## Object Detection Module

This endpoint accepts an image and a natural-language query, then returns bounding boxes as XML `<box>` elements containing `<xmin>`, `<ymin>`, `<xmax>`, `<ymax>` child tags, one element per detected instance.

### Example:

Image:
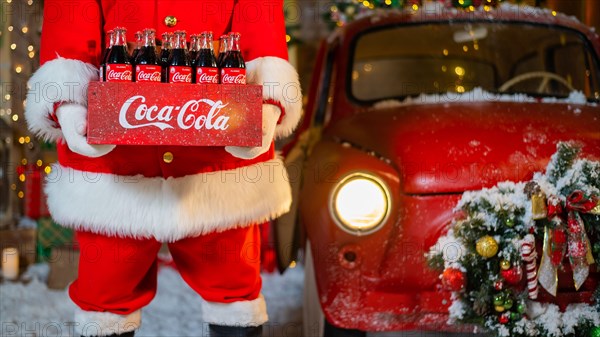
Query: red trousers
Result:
<box><xmin>69</xmin><ymin>225</ymin><xmax>262</xmax><ymax>316</ymax></box>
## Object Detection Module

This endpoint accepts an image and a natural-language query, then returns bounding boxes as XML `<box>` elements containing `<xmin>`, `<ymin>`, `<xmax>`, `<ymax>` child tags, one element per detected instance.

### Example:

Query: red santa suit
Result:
<box><xmin>25</xmin><ymin>1</ymin><xmax>302</xmax><ymax>336</ymax></box>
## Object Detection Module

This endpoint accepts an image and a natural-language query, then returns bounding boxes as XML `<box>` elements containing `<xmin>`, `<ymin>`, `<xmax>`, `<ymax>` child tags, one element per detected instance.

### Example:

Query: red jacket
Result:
<box><xmin>25</xmin><ymin>0</ymin><xmax>302</xmax><ymax>241</ymax></box>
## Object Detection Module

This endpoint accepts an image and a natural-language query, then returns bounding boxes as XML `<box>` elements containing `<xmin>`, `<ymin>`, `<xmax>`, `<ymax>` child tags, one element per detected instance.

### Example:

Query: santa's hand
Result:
<box><xmin>225</xmin><ymin>104</ymin><xmax>281</xmax><ymax>160</ymax></box>
<box><xmin>57</xmin><ymin>103</ymin><xmax>116</xmax><ymax>158</ymax></box>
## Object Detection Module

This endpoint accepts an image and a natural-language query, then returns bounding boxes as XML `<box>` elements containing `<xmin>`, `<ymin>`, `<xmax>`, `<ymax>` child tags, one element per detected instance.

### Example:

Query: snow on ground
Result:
<box><xmin>0</xmin><ymin>264</ymin><xmax>304</xmax><ymax>337</ymax></box>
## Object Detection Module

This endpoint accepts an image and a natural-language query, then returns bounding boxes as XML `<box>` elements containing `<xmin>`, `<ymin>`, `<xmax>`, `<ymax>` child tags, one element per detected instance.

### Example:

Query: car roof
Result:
<box><xmin>332</xmin><ymin>3</ymin><xmax>599</xmax><ymax>44</ymax></box>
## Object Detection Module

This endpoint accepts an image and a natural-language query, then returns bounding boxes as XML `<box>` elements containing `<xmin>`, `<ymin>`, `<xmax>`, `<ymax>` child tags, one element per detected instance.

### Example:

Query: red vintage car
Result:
<box><xmin>275</xmin><ymin>3</ymin><xmax>600</xmax><ymax>337</ymax></box>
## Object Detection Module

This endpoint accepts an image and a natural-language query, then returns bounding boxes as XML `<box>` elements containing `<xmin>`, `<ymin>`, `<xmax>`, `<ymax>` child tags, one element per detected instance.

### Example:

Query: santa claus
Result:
<box><xmin>25</xmin><ymin>1</ymin><xmax>302</xmax><ymax>336</ymax></box>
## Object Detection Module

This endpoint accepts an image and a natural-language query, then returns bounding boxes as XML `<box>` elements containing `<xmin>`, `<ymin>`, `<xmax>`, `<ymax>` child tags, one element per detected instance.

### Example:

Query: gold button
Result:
<box><xmin>163</xmin><ymin>152</ymin><xmax>174</xmax><ymax>163</ymax></box>
<box><xmin>164</xmin><ymin>15</ymin><xmax>177</xmax><ymax>27</ymax></box>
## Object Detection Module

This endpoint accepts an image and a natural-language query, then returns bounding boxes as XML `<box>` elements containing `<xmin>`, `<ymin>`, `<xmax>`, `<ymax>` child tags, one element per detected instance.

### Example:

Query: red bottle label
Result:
<box><xmin>220</xmin><ymin>68</ymin><xmax>246</xmax><ymax>84</ymax></box>
<box><xmin>106</xmin><ymin>64</ymin><xmax>132</xmax><ymax>82</ymax></box>
<box><xmin>136</xmin><ymin>65</ymin><xmax>162</xmax><ymax>82</ymax></box>
<box><xmin>168</xmin><ymin>66</ymin><xmax>192</xmax><ymax>84</ymax></box>
<box><xmin>196</xmin><ymin>67</ymin><xmax>219</xmax><ymax>84</ymax></box>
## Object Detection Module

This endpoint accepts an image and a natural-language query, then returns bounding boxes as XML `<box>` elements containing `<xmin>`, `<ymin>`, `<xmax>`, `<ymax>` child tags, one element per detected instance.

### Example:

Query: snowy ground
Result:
<box><xmin>1</xmin><ymin>264</ymin><xmax>480</xmax><ymax>337</ymax></box>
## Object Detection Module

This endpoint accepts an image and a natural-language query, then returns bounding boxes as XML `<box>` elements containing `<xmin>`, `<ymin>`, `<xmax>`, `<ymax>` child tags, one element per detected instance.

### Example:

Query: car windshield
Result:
<box><xmin>351</xmin><ymin>22</ymin><xmax>600</xmax><ymax>103</ymax></box>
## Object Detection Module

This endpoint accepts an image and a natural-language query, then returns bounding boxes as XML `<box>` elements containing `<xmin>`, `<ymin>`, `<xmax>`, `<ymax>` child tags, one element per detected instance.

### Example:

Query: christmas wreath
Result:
<box><xmin>428</xmin><ymin>142</ymin><xmax>600</xmax><ymax>337</ymax></box>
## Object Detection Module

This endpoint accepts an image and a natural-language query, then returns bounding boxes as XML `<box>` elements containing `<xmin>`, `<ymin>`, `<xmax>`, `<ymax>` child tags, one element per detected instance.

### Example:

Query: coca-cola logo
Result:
<box><xmin>107</xmin><ymin>69</ymin><xmax>132</xmax><ymax>81</ymax></box>
<box><xmin>171</xmin><ymin>72</ymin><xmax>192</xmax><ymax>83</ymax></box>
<box><xmin>197</xmin><ymin>72</ymin><xmax>219</xmax><ymax>83</ymax></box>
<box><xmin>119</xmin><ymin>95</ymin><xmax>230</xmax><ymax>131</ymax></box>
<box><xmin>137</xmin><ymin>70</ymin><xmax>161</xmax><ymax>82</ymax></box>
<box><xmin>221</xmin><ymin>73</ymin><xmax>246</xmax><ymax>84</ymax></box>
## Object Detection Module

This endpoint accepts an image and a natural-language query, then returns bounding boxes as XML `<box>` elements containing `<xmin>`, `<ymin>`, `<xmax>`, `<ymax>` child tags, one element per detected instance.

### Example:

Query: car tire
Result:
<box><xmin>303</xmin><ymin>241</ymin><xmax>367</xmax><ymax>337</ymax></box>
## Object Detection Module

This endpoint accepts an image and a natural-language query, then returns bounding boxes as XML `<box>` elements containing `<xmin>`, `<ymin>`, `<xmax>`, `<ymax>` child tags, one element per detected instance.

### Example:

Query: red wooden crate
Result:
<box><xmin>87</xmin><ymin>81</ymin><xmax>262</xmax><ymax>146</ymax></box>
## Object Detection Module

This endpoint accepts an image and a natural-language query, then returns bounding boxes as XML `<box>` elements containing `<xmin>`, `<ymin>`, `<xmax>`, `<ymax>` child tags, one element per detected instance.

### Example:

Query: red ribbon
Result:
<box><xmin>566</xmin><ymin>191</ymin><xmax>597</xmax><ymax>213</ymax></box>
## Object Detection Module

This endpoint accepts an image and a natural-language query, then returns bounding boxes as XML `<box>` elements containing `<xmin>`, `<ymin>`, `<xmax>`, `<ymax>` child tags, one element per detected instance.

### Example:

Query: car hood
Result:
<box><xmin>325</xmin><ymin>101</ymin><xmax>600</xmax><ymax>194</ymax></box>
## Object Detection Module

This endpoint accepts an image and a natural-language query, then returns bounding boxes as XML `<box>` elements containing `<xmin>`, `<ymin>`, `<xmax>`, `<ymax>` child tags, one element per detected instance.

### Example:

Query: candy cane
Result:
<box><xmin>521</xmin><ymin>234</ymin><xmax>539</xmax><ymax>300</ymax></box>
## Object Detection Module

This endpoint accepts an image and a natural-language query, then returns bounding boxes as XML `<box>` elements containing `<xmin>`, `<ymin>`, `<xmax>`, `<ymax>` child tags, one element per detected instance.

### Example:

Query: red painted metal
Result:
<box><xmin>298</xmin><ymin>7</ymin><xmax>600</xmax><ymax>333</ymax></box>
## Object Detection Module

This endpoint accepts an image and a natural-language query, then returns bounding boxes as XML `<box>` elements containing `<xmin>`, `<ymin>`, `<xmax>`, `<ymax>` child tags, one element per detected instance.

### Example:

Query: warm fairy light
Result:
<box><xmin>286</xmin><ymin>34</ymin><xmax>291</xmax><ymax>43</ymax></box>
<box><xmin>10</xmin><ymin>184</ymin><xmax>16</xmax><ymax>190</ymax></box>
<box><xmin>27</xmin><ymin>0</ymin><xmax>33</xmax><ymax>5</ymax></box>
<box><xmin>474</xmin><ymin>43</ymin><xmax>479</xmax><ymax>50</ymax></box>
<box><xmin>8</xmin><ymin>26</ymin><xmax>13</xmax><ymax>31</ymax></box>
<box><xmin>463</xmin><ymin>45</ymin><xmax>469</xmax><ymax>52</ymax></box>
<box><xmin>458</xmin><ymin>0</ymin><xmax>464</xmax><ymax>4</ymax></box>
<box><xmin>552</xmin><ymin>11</ymin><xmax>557</xmax><ymax>16</ymax></box>
<box><xmin>12</xmin><ymin>114</ymin><xmax>18</xmax><ymax>122</ymax></box>
<box><xmin>18</xmin><ymin>137</ymin><xmax>25</xmax><ymax>144</ymax></box>
<box><xmin>15</xmin><ymin>66</ymin><xmax>22</xmax><ymax>73</ymax></box>
<box><xmin>441</xmin><ymin>65</ymin><xmax>447</xmax><ymax>72</ymax></box>
<box><xmin>385</xmin><ymin>0</ymin><xmax>391</xmax><ymax>4</ymax></box>
<box><xmin>455</xmin><ymin>66</ymin><xmax>465</xmax><ymax>76</ymax></box>
<box><xmin>19</xmin><ymin>174</ymin><xmax>26</xmax><ymax>182</ymax></box>
<box><xmin>28</xmin><ymin>45</ymin><xmax>34</xmax><ymax>51</ymax></box>
<box><xmin>412</xmin><ymin>4</ymin><xmax>418</xmax><ymax>10</ymax></box>
<box><xmin>5</xmin><ymin>94</ymin><xmax>11</xmax><ymax>100</ymax></box>
<box><xmin>289</xmin><ymin>261</ymin><xmax>297</xmax><ymax>269</ymax></box>
<box><xmin>21</xmin><ymin>158</ymin><xmax>27</xmax><ymax>165</ymax></box>
<box><xmin>36</xmin><ymin>160</ymin><xmax>43</xmax><ymax>167</ymax></box>
<box><xmin>44</xmin><ymin>166</ymin><xmax>52</xmax><ymax>174</ymax></box>
<box><xmin>6</xmin><ymin>0</ymin><xmax>12</xmax><ymax>3</ymax></box>
<box><xmin>21</xmin><ymin>26</ymin><xmax>28</xmax><ymax>33</ymax></box>
<box><xmin>28</xmin><ymin>51</ymin><xmax>35</xmax><ymax>58</ymax></box>
<box><xmin>468</xmin><ymin>6</ymin><xmax>475</xmax><ymax>11</ymax></box>
<box><xmin>484</xmin><ymin>5</ymin><xmax>491</xmax><ymax>11</ymax></box>
<box><xmin>443</xmin><ymin>49</ymin><xmax>448</xmax><ymax>56</ymax></box>
<box><xmin>363</xmin><ymin>1</ymin><xmax>370</xmax><ymax>7</ymax></box>
<box><xmin>10</xmin><ymin>43</ymin><xmax>16</xmax><ymax>50</ymax></box>
<box><xmin>456</xmin><ymin>85</ymin><xmax>465</xmax><ymax>93</ymax></box>
<box><xmin>18</xmin><ymin>191</ymin><xmax>24</xmax><ymax>199</ymax></box>
<box><xmin>330</xmin><ymin>5</ymin><xmax>338</xmax><ymax>12</ymax></box>
<box><xmin>24</xmin><ymin>136</ymin><xmax>31</xmax><ymax>143</ymax></box>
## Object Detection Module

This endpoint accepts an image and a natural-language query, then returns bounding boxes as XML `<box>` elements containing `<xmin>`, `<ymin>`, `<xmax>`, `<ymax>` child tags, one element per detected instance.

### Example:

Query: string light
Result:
<box><xmin>8</xmin><ymin>26</ymin><xmax>13</xmax><ymax>31</ymax></box>
<box><xmin>15</xmin><ymin>66</ymin><xmax>22</xmax><ymax>73</ymax></box>
<box><xmin>18</xmin><ymin>191</ymin><xmax>24</xmax><ymax>199</ymax></box>
<box><xmin>21</xmin><ymin>158</ymin><xmax>27</xmax><ymax>165</ymax></box>
<box><xmin>24</xmin><ymin>136</ymin><xmax>31</xmax><ymax>143</ymax></box>
<box><xmin>29</xmin><ymin>51</ymin><xmax>35</xmax><ymax>58</ymax></box>
<box><xmin>44</xmin><ymin>166</ymin><xmax>52</xmax><ymax>174</ymax></box>
<box><xmin>28</xmin><ymin>0</ymin><xmax>33</xmax><ymax>5</ymax></box>
<box><xmin>18</xmin><ymin>137</ymin><xmax>25</xmax><ymax>144</ymax></box>
<box><xmin>5</xmin><ymin>94</ymin><xmax>11</xmax><ymax>101</ymax></box>
<box><xmin>36</xmin><ymin>160</ymin><xmax>43</xmax><ymax>167</ymax></box>
<box><xmin>21</xmin><ymin>26</ymin><xmax>29</xmax><ymax>33</ymax></box>
<box><xmin>19</xmin><ymin>174</ymin><xmax>26</xmax><ymax>182</ymax></box>
<box><xmin>12</xmin><ymin>114</ymin><xmax>19</xmax><ymax>122</ymax></box>
<box><xmin>6</xmin><ymin>0</ymin><xmax>13</xmax><ymax>3</ymax></box>
<box><xmin>10</xmin><ymin>43</ymin><xmax>16</xmax><ymax>50</ymax></box>
<box><xmin>28</xmin><ymin>45</ymin><xmax>34</xmax><ymax>51</ymax></box>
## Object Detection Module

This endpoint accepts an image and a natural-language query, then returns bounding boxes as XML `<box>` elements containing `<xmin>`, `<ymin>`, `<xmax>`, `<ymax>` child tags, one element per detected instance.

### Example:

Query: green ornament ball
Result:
<box><xmin>493</xmin><ymin>294</ymin><xmax>504</xmax><ymax>306</ymax></box>
<box><xmin>510</xmin><ymin>311</ymin><xmax>521</xmax><ymax>321</ymax></box>
<box><xmin>505</xmin><ymin>218</ymin><xmax>515</xmax><ymax>227</ymax></box>
<box><xmin>590</xmin><ymin>327</ymin><xmax>600</xmax><ymax>337</ymax></box>
<box><xmin>517</xmin><ymin>303</ymin><xmax>526</xmax><ymax>314</ymax></box>
<box><xmin>503</xmin><ymin>298</ymin><xmax>513</xmax><ymax>310</ymax></box>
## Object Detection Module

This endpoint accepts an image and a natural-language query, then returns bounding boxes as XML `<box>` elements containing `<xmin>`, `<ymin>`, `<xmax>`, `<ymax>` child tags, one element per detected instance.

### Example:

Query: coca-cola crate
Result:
<box><xmin>87</xmin><ymin>81</ymin><xmax>262</xmax><ymax>146</ymax></box>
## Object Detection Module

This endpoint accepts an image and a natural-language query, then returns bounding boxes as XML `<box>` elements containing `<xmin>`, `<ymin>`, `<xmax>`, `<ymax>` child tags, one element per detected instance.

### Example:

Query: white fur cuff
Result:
<box><xmin>246</xmin><ymin>57</ymin><xmax>303</xmax><ymax>139</ymax></box>
<box><xmin>74</xmin><ymin>308</ymin><xmax>141</xmax><ymax>336</ymax></box>
<box><xmin>25</xmin><ymin>57</ymin><xmax>99</xmax><ymax>142</ymax></box>
<box><xmin>202</xmin><ymin>295</ymin><xmax>268</xmax><ymax>327</ymax></box>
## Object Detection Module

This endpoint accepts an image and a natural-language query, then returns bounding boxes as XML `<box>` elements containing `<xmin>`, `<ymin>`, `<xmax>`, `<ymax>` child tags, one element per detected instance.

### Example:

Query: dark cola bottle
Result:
<box><xmin>166</xmin><ymin>31</ymin><xmax>192</xmax><ymax>84</ymax></box>
<box><xmin>220</xmin><ymin>32</ymin><xmax>246</xmax><ymax>84</ymax></box>
<box><xmin>217</xmin><ymin>34</ymin><xmax>228</xmax><ymax>67</ymax></box>
<box><xmin>194</xmin><ymin>31</ymin><xmax>219</xmax><ymax>84</ymax></box>
<box><xmin>160</xmin><ymin>32</ymin><xmax>172</xmax><ymax>83</ymax></box>
<box><xmin>105</xmin><ymin>27</ymin><xmax>132</xmax><ymax>82</ymax></box>
<box><xmin>130</xmin><ymin>31</ymin><xmax>143</xmax><ymax>65</ymax></box>
<box><xmin>134</xmin><ymin>29</ymin><xmax>161</xmax><ymax>82</ymax></box>
<box><xmin>100</xmin><ymin>30</ymin><xmax>114</xmax><ymax>81</ymax></box>
<box><xmin>189</xmin><ymin>34</ymin><xmax>200</xmax><ymax>67</ymax></box>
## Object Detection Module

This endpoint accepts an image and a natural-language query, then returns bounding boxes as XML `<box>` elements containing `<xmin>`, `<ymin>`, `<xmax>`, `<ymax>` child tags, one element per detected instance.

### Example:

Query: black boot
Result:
<box><xmin>85</xmin><ymin>332</ymin><xmax>135</xmax><ymax>337</ymax></box>
<box><xmin>209</xmin><ymin>324</ymin><xmax>262</xmax><ymax>337</ymax></box>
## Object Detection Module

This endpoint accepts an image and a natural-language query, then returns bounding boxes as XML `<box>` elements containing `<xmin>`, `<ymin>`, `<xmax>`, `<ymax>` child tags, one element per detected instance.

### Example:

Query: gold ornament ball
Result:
<box><xmin>494</xmin><ymin>305</ymin><xmax>505</xmax><ymax>313</ymax></box>
<box><xmin>500</xmin><ymin>259</ymin><xmax>511</xmax><ymax>270</ymax></box>
<box><xmin>476</xmin><ymin>235</ymin><xmax>499</xmax><ymax>258</ymax></box>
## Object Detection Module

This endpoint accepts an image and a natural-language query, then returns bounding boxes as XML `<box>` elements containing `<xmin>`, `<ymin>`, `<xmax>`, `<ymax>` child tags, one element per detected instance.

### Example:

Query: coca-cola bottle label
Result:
<box><xmin>168</xmin><ymin>66</ymin><xmax>192</xmax><ymax>84</ymax></box>
<box><xmin>221</xmin><ymin>68</ymin><xmax>246</xmax><ymax>84</ymax></box>
<box><xmin>106</xmin><ymin>64</ymin><xmax>133</xmax><ymax>82</ymax></box>
<box><xmin>136</xmin><ymin>65</ymin><xmax>162</xmax><ymax>82</ymax></box>
<box><xmin>196</xmin><ymin>67</ymin><xmax>219</xmax><ymax>84</ymax></box>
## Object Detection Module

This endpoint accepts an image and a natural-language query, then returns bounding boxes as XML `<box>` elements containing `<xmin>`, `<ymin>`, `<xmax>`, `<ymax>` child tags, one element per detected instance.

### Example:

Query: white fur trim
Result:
<box><xmin>74</xmin><ymin>308</ymin><xmax>140</xmax><ymax>336</ymax></box>
<box><xmin>202</xmin><ymin>295</ymin><xmax>268</xmax><ymax>327</ymax></box>
<box><xmin>45</xmin><ymin>159</ymin><xmax>292</xmax><ymax>241</ymax></box>
<box><xmin>25</xmin><ymin>57</ymin><xmax>98</xmax><ymax>142</ymax></box>
<box><xmin>246</xmin><ymin>57</ymin><xmax>303</xmax><ymax>139</ymax></box>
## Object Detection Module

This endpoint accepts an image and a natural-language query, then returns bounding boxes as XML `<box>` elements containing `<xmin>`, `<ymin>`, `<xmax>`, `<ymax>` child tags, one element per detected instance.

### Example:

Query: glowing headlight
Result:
<box><xmin>331</xmin><ymin>173</ymin><xmax>390</xmax><ymax>234</ymax></box>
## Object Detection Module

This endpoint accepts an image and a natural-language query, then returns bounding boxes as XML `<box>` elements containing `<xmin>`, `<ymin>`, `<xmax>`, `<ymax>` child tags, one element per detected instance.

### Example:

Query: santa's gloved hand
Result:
<box><xmin>57</xmin><ymin>103</ymin><xmax>116</xmax><ymax>158</ymax></box>
<box><xmin>225</xmin><ymin>104</ymin><xmax>281</xmax><ymax>160</ymax></box>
